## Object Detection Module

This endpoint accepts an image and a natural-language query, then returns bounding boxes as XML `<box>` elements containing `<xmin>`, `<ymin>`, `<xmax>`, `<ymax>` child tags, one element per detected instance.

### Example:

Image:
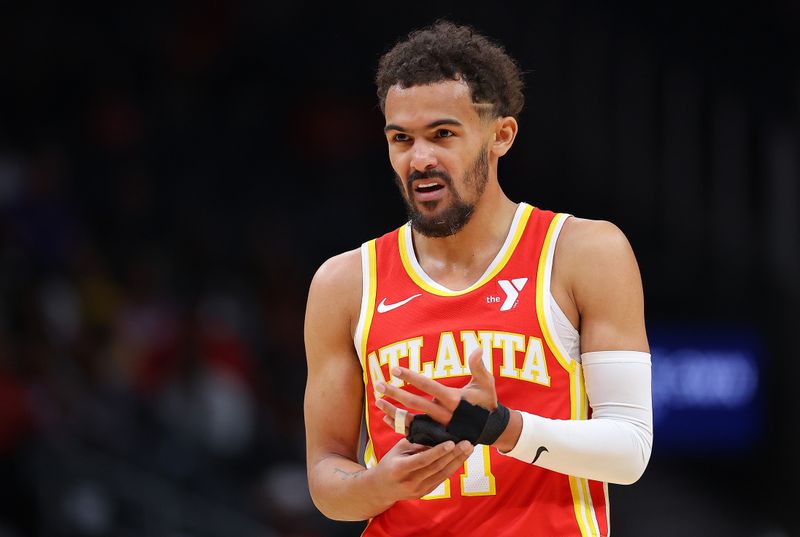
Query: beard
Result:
<box><xmin>395</xmin><ymin>147</ymin><xmax>489</xmax><ymax>238</ymax></box>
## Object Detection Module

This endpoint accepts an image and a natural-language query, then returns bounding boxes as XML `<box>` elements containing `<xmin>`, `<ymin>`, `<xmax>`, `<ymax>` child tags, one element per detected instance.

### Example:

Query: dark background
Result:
<box><xmin>1</xmin><ymin>1</ymin><xmax>798</xmax><ymax>536</ymax></box>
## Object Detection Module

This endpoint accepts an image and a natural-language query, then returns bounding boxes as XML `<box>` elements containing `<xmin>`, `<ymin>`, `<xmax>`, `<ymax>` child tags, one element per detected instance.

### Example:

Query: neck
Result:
<box><xmin>410</xmin><ymin>184</ymin><xmax>518</xmax><ymax>289</ymax></box>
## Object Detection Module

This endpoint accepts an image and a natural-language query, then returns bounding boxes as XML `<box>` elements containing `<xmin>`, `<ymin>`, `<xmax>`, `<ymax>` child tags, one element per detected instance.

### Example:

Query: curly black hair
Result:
<box><xmin>375</xmin><ymin>20</ymin><xmax>524</xmax><ymax>120</ymax></box>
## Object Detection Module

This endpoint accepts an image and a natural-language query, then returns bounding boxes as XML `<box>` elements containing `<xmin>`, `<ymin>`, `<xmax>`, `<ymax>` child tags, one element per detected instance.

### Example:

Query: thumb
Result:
<box><xmin>468</xmin><ymin>348</ymin><xmax>492</xmax><ymax>384</ymax></box>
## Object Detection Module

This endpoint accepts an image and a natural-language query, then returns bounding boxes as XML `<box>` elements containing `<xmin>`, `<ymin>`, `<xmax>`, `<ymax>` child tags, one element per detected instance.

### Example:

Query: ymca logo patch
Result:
<box><xmin>486</xmin><ymin>278</ymin><xmax>528</xmax><ymax>311</ymax></box>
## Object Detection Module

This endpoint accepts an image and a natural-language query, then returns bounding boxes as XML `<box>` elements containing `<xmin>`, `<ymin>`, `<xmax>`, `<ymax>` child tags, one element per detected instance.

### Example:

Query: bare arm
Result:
<box><xmin>304</xmin><ymin>249</ymin><xmax>381</xmax><ymax>520</ymax></box>
<box><xmin>304</xmin><ymin>249</ymin><xmax>473</xmax><ymax>521</ymax></box>
<box><xmin>558</xmin><ymin>217</ymin><xmax>649</xmax><ymax>354</ymax></box>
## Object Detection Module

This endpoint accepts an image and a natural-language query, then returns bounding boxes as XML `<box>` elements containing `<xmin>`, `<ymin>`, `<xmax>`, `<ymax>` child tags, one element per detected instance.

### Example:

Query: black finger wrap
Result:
<box><xmin>406</xmin><ymin>400</ymin><xmax>510</xmax><ymax>446</ymax></box>
<box><xmin>407</xmin><ymin>414</ymin><xmax>460</xmax><ymax>446</ymax></box>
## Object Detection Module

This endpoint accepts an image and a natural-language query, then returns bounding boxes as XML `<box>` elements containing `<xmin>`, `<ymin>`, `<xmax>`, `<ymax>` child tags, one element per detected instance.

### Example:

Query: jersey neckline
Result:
<box><xmin>397</xmin><ymin>203</ymin><xmax>534</xmax><ymax>296</ymax></box>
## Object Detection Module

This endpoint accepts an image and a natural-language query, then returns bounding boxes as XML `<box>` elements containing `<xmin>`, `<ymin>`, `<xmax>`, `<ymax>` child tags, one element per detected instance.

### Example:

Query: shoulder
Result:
<box><xmin>310</xmin><ymin>247</ymin><xmax>362</xmax><ymax>293</ymax></box>
<box><xmin>553</xmin><ymin>216</ymin><xmax>648</xmax><ymax>351</ymax></box>
<box><xmin>554</xmin><ymin>216</ymin><xmax>642</xmax><ymax>303</ymax></box>
<box><xmin>306</xmin><ymin>247</ymin><xmax>363</xmax><ymax>335</ymax></box>
<box><xmin>557</xmin><ymin>217</ymin><xmax>636</xmax><ymax>266</ymax></box>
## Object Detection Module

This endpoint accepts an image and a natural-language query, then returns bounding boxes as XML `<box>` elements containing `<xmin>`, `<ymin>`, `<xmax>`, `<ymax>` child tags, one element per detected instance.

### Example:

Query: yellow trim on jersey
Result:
<box><xmin>536</xmin><ymin>213</ymin><xmax>575</xmax><ymax>374</ymax></box>
<box><xmin>359</xmin><ymin>240</ymin><xmax>378</xmax><ymax>369</ymax></box>
<box><xmin>398</xmin><ymin>204</ymin><xmax>534</xmax><ymax>296</ymax></box>
<box><xmin>360</xmin><ymin>240</ymin><xmax>379</xmax><ymax>467</ymax></box>
<box><xmin>536</xmin><ymin>214</ymin><xmax>602</xmax><ymax>537</ymax></box>
<box><xmin>363</xmin><ymin>441</ymin><xmax>377</xmax><ymax>468</ymax></box>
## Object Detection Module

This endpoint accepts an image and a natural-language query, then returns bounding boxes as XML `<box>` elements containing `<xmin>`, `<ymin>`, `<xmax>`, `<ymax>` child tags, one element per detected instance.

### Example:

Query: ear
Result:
<box><xmin>490</xmin><ymin>116</ymin><xmax>518</xmax><ymax>158</ymax></box>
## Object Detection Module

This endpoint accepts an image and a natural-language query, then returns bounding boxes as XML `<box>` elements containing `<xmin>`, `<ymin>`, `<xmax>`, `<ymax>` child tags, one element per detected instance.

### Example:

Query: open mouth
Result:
<box><xmin>414</xmin><ymin>181</ymin><xmax>445</xmax><ymax>194</ymax></box>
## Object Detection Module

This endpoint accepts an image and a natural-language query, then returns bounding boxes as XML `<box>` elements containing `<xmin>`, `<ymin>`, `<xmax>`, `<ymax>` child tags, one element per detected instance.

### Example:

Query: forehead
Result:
<box><xmin>384</xmin><ymin>79</ymin><xmax>481</xmax><ymax>129</ymax></box>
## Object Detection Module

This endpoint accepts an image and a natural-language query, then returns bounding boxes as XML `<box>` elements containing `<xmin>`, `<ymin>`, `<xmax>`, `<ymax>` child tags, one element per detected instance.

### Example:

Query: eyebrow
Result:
<box><xmin>383</xmin><ymin>118</ymin><xmax>464</xmax><ymax>133</ymax></box>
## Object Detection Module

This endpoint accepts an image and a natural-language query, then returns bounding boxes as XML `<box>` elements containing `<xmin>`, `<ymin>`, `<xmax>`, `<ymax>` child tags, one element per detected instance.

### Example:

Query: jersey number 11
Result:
<box><xmin>423</xmin><ymin>445</ymin><xmax>496</xmax><ymax>500</ymax></box>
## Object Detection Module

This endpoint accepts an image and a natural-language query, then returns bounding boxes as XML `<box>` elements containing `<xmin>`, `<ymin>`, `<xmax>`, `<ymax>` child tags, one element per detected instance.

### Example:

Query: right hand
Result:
<box><xmin>373</xmin><ymin>437</ymin><xmax>474</xmax><ymax>501</ymax></box>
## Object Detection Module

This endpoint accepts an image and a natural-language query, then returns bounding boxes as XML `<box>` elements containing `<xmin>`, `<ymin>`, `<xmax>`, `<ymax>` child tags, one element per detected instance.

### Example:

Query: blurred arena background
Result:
<box><xmin>1</xmin><ymin>1</ymin><xmax>798</xmax><ymax>536</ymax></box>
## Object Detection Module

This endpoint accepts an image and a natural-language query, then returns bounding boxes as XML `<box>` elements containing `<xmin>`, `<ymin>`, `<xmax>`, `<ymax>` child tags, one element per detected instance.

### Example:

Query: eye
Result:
<box><xmin>391</xmin><ymin>133</ymin><xmax>410</xmax><ymax>143</ymax></box>
<box><xmin>435</xmin><ymin>129</ymin><xmax>454</xmax><ymax>139</ymax></box>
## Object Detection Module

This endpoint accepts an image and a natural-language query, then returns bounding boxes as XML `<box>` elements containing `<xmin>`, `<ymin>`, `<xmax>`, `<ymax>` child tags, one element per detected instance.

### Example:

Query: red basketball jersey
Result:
<box><xmin>354</xmin><ymin>203</ymin><xmax>609</xmax><ymax>537</ymax></box>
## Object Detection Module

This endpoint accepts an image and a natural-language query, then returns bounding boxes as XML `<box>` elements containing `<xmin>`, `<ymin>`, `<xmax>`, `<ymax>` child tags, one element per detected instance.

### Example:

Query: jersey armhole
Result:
<box><xmin>537</xmin><ymin>213</ymin><xmax>579</xmax><ymax>368</ymax></box>
<box><xmin>549</xmin><ymin>293</ymin><xmax>580</xmax><ymax>362</ymax></box>
<box><xmin>353</xmin><ymin>241</ymin><xmax>376</xmax><ymax>369</ymax></box>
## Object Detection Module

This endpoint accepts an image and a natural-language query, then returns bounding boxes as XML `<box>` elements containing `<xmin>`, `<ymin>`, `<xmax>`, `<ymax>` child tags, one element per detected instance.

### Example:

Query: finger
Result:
<box><xmin>376</xmin><ymin>398</ymin><xmax>413</xmax><ymax>434</ymax></box>
<box><xmin>407</xmin><ymin>444</ymin><xmax>464</xmax><ymax>483</ymax></box>
<box><xmin>383</xmin><ymin>415</ymin><xmax>393</xmax><ymax>429</ymax></box>
<box><xmin>381</xmin><ymin>413</ymin><xmax>409</xmax><ymax>434</ymax></box>
<box><xmin>376</xmin><ymin>382</ymin><xmax>452</xmax><ymax>424</ymax></box>
<box><xmin>391</xmin><ymin>438</ymin><xmax>428</xmax><ymax>455</ymax></box>
<box><xmin>394</xmin><ymin>408</ymin><xmax>408</xmax><ymax>434</ymax></box>
<box><xmin>375</xmin><ymin>394</ymin><xmax>416</xmax><ymax>425</ymax></box>
<box><xmin>375</xmin><ymin>396</ymin><xmax>400</xmax><ymax>417</ymax></box>
<box><xmin>388</xmin><ymin>368</ymin><xmax>460</xmax><ymax>411</ymax></box>
<box><xmin>418</xmin><ymin>442</ymin><xmax>474</xmax><ymax>492</ymax></box>
<box><xmin>401</xmin><ymin>440</ymin><xmax>457</xmax><ymax>472</ymax></box>
<box><xmin>463</xmin><ymin>349</ymin><xmax>498</xmax><ymax>409</ymax></box>
<box><xmin>467</xmin><ymin>348</ymin><xmax>492</xmax><ymax>384</ymax></box>
<box><xmin>456</xmin><ymin>439</ymin><xmax>474</xmax><ymax>455</ymax></box>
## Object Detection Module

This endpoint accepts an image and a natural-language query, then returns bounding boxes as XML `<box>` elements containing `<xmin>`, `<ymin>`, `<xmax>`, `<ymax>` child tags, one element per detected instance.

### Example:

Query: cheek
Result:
<box><xmin>386</xmin><ymin>145</ymin><xmax>400</xmax><ymax>166</ymax></box>
<box><xmin>388</xmin><ymin>152</ymin><xmax>402</xmax><ymax>171</ymax></box>
<box><xmin>388</xmin><ymin>153</ymin><xmax>410</xmax><ymax>183</ymax></box>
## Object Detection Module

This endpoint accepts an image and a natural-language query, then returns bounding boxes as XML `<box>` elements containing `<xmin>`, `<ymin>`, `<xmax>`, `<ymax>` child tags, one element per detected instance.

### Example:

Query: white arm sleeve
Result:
<box><xmin>498</xmin><ymin>350</ymin><xmax>653</xmax><ymax>485</ymax></box>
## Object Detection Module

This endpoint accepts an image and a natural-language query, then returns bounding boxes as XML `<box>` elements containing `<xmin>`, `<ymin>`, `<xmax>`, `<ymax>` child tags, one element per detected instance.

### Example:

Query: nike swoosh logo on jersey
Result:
<box><xmin>377</xmin><ymin>293</ymin><xmax>422</xmax><ymax>313</ymax></box>
<box><xmin>531</xmin><ymin>445</ymin><xmax>549</xmax><ymax>464</ymax></box>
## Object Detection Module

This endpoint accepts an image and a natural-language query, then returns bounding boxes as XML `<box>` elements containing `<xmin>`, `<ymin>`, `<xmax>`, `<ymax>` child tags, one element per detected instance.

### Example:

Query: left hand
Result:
<box><xmin>375</xmin><ymin>349</ymin><xmax>497</xmax><ymax>434</ymax></box>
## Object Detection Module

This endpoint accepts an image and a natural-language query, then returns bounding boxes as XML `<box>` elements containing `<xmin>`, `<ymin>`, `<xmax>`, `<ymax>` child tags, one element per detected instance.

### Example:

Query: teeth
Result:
<box><xmin>419</xmin><ymin>182</ymin><xmax>438</xmax><ymax>188</ymax></box>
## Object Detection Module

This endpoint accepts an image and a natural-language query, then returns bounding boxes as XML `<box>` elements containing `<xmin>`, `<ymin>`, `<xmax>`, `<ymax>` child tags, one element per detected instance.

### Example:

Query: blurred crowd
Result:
<box><xmin>0</xmin><ymin>141</ymin><xmax>342</xmax><ymax>537</ymax></box>
<box><xmin>0</xmin><ymin>4</ymin><xmax>366</xmax><ymax>536</ymax></box>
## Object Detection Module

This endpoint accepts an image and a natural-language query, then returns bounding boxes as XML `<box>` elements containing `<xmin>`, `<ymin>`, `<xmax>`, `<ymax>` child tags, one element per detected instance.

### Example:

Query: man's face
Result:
<box><xmin>383</xmin><ymin>80</ymin><xmax>492</xmax><ymax>237</ymax></box>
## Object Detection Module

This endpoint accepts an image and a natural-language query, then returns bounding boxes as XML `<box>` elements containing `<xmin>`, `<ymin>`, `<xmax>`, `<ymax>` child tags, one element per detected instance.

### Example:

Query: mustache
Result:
<box><xmin>407</xmin><ymin>169</ymin><xmax>452</xmax><ymax>190</ymax></box>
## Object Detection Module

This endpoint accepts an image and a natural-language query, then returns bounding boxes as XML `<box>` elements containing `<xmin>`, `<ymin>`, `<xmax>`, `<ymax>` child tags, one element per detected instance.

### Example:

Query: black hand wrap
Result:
<box><xmin>405</xmin><ymin>414</ymin><xmax>460</xmax><ymax>446</ymax></box>
<box><xmin>407</xmin><ymin>399</ymin><xmax>510</xmax><ymax>447</ymax></box>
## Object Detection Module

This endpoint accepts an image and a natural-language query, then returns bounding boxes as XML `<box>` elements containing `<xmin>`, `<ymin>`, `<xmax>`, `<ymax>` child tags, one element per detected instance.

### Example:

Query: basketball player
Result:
<box><xmin>304</xmin><ymin>20</ymin><xmax>652</xmax><ymax>536</ymax></box>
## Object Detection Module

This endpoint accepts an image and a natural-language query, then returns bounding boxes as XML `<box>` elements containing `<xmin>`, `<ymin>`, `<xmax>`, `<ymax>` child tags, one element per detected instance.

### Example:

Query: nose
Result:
<box><xmin>409</xmin><ymin>141</ymin><xmax>438</xmax><ymax>172</ymax></box>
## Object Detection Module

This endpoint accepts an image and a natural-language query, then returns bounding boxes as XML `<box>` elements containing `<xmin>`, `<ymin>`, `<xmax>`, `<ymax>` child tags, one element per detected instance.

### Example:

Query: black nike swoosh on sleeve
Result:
<box><xmin>531</xmin><ymin>446</ymin><xmax>549</xmax><ymax>464</ymax></box>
